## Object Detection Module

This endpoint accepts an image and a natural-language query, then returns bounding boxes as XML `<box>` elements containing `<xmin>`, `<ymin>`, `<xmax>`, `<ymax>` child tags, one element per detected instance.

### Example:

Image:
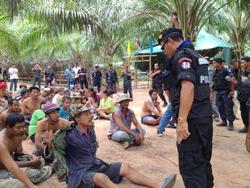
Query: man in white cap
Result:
<box><xmin>108</xmin><ymin>93</ymin><xmax>146</xmax><ymax>149</ymax></box>
<box><xmin>63</xmin><ymin>103</ymin><xmax>176</xmax><ymax>188</ymax></box>
<box><xmin>34</xmin><ymin>102</ymin><xmax>71</xmax><ymax>156</ymax></box>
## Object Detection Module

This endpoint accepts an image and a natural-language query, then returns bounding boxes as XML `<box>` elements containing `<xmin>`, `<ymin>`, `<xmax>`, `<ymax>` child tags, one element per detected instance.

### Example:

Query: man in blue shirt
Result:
<box><xmin>65</xmin><ymin>104</ymin><xmax>176</xmax><ymax>188</ymax></box>
<box><xmin>92</xmin><ymin>65</ymin><xmax>102</xmax><ymax>92</ymax></box>
<box><xmin>64</xmin><ymin>65</ymin><xmax>75</xmax><ymax>90</ymax></box>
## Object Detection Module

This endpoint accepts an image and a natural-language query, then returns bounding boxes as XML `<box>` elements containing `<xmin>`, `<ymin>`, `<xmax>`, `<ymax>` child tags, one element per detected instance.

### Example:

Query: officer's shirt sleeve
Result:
<box><xmin>175</xmin><ymin>55</ymin><xmax>196</xmax><ymax>84</ymax></box>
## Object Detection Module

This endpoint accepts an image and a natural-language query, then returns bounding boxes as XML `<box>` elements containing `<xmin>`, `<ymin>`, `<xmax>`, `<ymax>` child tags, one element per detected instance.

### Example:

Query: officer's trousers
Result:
<box><xmin>216</xmin><ymin>90</ymin><xmax>235</xmax><ymax>122</ymax></box>
<box><xmin>177</xmin><ymin>117</ymin><xmax>214</xmax><ymax>188</ymax></box>
<box><xmin>240</xmin><ymin>101</ymin><xmax>249</xmax><ymax>129</ymax></box>
<box><xmin>123</xmin><ymin>83</ymin><xmax>133</xmax><ymax>99</ymax></box>
<box><xmin>107</xmin><ymin>82</ymin><xmax>116</xmax><ymax>93</ymax></box>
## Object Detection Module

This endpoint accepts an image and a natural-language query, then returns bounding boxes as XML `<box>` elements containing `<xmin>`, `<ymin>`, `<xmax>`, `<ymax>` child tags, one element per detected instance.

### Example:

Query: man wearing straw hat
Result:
<box><xmin>108</xmin><ymin>93</ymin><xmax>146</xmax><ymax>149</ymax></box>
<box><xmin>64</xmin><ymin>103</ymin><xmax>176</xmax><ymax>188</ymax></box>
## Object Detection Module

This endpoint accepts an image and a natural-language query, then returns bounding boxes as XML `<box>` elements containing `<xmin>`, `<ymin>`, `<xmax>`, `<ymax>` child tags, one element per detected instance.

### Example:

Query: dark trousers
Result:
<box><xmin>80</xmin><ymin>80</ymin><xmax>88</xmax><ymax>89</ymax></box>
<box><xmin>32</xmin><ymin>77</ymin><xmax>41</xmax><ymax>89</ymax></box>
<box><xmin>94</xmin><ymin>83</ymin><xmax>101</xmax><ymax>92</ymax></box>
<box><xmin>177</xmin><ymin>117</ymin><xmax>214</xmax><ymax>188</ymax></box>
<box><xmin>45</xmin><ymin>79</ymin><xmax>52</xmax><ymax>86</ymax></box>
<box><xmin>240</xmin><ymin>101</ymin><xmax>249</xmax><ymax>129</ymax></box>
<box><xmin>216</xmin><ymin>90</ymin><xmax>235</xmax><ymax>122</ymax></box>
<box><xmin>123</xmin><ymin>83</ymin><xmax>133</xmax><ymax>99</ymax></box>
<box><xmin>153</xmin><ymin>85</ymin><xmax>167</xmax><ymax>104</ymax></box>
<box><xmin>107</xmin><ymin>82</ymin><xmax>116</xmax><ymax>93</ymax></box>
<box><xmin>10</xmin><ymin>79</ymin><xmax>18</xmax><ymax>91</ymax></box>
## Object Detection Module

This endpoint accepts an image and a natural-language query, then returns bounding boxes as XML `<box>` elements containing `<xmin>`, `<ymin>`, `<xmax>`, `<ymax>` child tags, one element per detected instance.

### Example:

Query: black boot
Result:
<box><xmin>216</xmin><ymin>121</ymin><xmax>227</xmax><ymax>127</ymax></box>
<box><xmin>238</xmin><ymin>127</ymin><xmax>248</xmax><ymax>133</ymax></box>
<box><xmin>228</xmin><ymin>121</ymin><xmax>234</xmax><ymax>131</ymax></box>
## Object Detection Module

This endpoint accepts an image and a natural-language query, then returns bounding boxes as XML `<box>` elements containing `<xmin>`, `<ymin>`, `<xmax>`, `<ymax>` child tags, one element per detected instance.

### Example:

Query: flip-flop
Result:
<box><xmin>160</xmin><ymin>174</ymin><xmax>176</xmax><ymax>188</ymax></box>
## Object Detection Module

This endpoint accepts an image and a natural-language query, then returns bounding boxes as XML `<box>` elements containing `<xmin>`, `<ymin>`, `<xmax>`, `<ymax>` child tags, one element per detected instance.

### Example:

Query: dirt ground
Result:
<box><xmin>22</xmin><ymin>89</ymin><xmax>250</xmax><ymax>188</ymax></box>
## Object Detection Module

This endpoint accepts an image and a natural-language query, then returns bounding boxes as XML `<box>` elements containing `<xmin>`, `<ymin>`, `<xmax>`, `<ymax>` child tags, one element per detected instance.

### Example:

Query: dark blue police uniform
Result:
<box><xmin>106</xmin><ymin>69</ymin><xmax>118</xmax><ymax>93</ymax></box>
<box><xmin>122</xmin><ymin>70</ymin><xmax>133</xmax><ymax>99</ymax></box>
<box><xmin>213</xmin><ymin>67</ymin><xmax>235</xmax><ymax>125</ymax></box>
<box><xmin>152</xmin><ymin>69</ymin><xmax>167</xmax><ymax>105</ymax></box>
<box><xmin>92</xmin><ymin>70</ymin><xmax>102</xmax><ymax>92</ymax></box>
<box><xmin>169</xmin><ymin>39</ymin><xmax>213</xmax><ymax>188</ymax></box>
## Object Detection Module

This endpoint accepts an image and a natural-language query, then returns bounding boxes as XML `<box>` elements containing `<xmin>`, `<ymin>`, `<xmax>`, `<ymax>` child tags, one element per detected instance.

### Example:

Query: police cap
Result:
<box><xmin>158</xmin><ymin>28</ymin><xmax>183</xmax><ymax>46</ymax></box>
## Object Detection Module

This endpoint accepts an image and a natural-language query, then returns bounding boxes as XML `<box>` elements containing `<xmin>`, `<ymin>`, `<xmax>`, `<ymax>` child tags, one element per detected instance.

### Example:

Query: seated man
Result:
<box><xmin>28</xmin><ymin>101</ymin><xmax>46</xmax><ymax>143</ymax></box>
<box><xmin>0</xmin><ymin>80</ymin><xmax>8</xmax><ymax>113</ymax></box>
<box><xmin>141</xmin><ymin>89</ymin><xmax>163</xmax><ymax>126</ymax></box>
<box><xmin>98</xmin><ymin>90</ymin><xmax>114</xmax><ymax>120</ymax></box>
<box><xmin>108</xmin><ymin>94</ymin><xmax>146</xmax><ymax>149</ymax></box>
<box><xmin>0</xmin><ymin>98</ymin><xmax>20</xmax><ymax>130</ymax></box>
<box><xmin>21</xmin><ymin>86</ymin><xmax>44</xmax><ymax>121</ymax></box>
<box><xmin>62</xmin><ymin>104</ymin><xmax>176</xmax><ymax>188</ymax></box>
<box><xmin>35</xmin><ymin>102</ymin><xmax>72</xmax><ymax>156</ymax></box>
<box><xmin>0</xmin><ymin>113</ymin><xmax>52</xmax><ymax>188</ymax></box>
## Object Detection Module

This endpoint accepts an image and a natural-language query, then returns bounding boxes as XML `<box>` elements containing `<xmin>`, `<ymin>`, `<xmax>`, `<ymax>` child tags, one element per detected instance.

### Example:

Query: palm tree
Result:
<box><xmin>211</xmin><ymin>0</ymin><xmax>250</xmax><ymax>60</ymax></box>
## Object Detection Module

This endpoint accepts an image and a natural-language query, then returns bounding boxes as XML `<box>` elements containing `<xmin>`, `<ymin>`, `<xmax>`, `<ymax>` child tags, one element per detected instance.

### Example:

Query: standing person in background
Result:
<box><xmin>122</xmin><ymin>65</ymin><xmax>133</xmax><ymax>99</ymax></box>
<box><xmin>213</xmin><ymin>58</ymin><xmax>236</xmax><ymax>130</ymax></box>
<box><xmin>64</xmin><ymin>65</ymin><xmax>75</xmax><ymax>90</ymax></box>
<box><xmin>32</xmin><ymin>64</ymin><xmax>42</xmax><ymax>89</ymax></box>
<box><xmin>106</xmin><ymin>64</ymin><xmax>118</xmax><ymax>93</ymax></box>
<box><xmin>92</xmin><ymin>65</ymin><xmax>102</xmax><ymax>92</ymax></box>
<box><xmin>8</xmin><ymin>64</ymin><xmax>19</xmax><ymax>92</ymax></box>
<box><xmin>0</xmin><ymin>63</ymin><xmax>6</xmax><ymax>82</ymax></box>
<box><xmin>148</xmin><ymin>63</ymin><xmax>168</xmax><ymax>107</ymax></box>
<box><xmin>78</xmin><ymin>63</ymin><xmax>88</xmax><ymax>89</ymax></box>
<box><xmin>0</xmin><ymin>80</ymin><xmax>7</xmax><ymax>113</ymax></box>
<box><xmin>73</xmin><ymin>62</ymin><xmax>81</xmax><ymax>86</ymax></box>
<box><xmin>44</xmin><ymin>65</ymin><xmax>54</xmax><ymax>87</ymax></box>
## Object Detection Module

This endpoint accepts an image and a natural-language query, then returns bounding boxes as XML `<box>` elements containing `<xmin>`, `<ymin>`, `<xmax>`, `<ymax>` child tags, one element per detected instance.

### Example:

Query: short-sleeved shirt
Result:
<box><xmin>8</xmin><ymin>67</ymin><xmax>18</xmax><ymax>79</ymax></box>
<box><xmin>78</xmin><ymin>68</ymin><xmax>88</xmax><ymax>81</ymax></box>
<box><xmin>170</xmin><ymin>40</ymin><xmax>212</xmax><ymax>119</ymax></box>
<box><xmin>122</xmin><ymin>71</ymin><xmax>132</xmax><ymax>85</ymax></box>
<box><xmin>98</xmin><ymin>97</ymin><xmax>114</xmax><ymax>114</ymax></box>
<box><xmin>92</xmin><ymin>71</ymin><xmax>102</xmax><ymax>85</ymax></box>
<box><xmin>59</xmin><ymin>107</ymin><xmax>72</xmax><ymax>120</ymax></box>
<box><xmin>28</xmin><ymin>109</ymin><xmax>45</xmax><ymax>136</ymax></box>
<box><xmin>34</xmin><ymin>69</ymin><xmax>41</xmax><ymax>78</ymax></box>
<box><xmin>109</xmin><ymin>106</ymin><xmax>135</xmax><ymax>135</ymax></box>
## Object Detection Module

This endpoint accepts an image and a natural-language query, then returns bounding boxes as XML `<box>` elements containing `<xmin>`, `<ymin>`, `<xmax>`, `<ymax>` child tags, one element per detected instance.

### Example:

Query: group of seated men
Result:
<box><xmin>0</xmin><ymin>80</ymin><xmax>176</xmax><ymax>188</ymax></box>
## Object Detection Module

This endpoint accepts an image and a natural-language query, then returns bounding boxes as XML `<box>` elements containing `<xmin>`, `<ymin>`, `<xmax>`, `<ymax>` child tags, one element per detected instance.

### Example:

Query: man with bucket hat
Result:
<box><xmin>108</xmin><ymin>93</ymin><xmax>146</xmax><ymax>149</ymax></box>
<box><xmin>158</xmin><ymin>28</ymin><xmax>213</xmax><ymax>188</ymax></box>
<box><xmin>62</xmin><ymin>103</ymin><xmax>176</xmax><ymax>188</ymax></box>
<box><xmin>34</xmin><ymin>102</ymin><xmax>71</xmax><ymax>156</ymax></box>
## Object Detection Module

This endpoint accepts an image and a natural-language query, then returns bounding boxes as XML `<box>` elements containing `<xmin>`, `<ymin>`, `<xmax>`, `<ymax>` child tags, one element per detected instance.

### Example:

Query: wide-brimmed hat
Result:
<box><xmin>43</xmin><ymin>102</ymin><xmax>60</xmax><ymax>114</ymax></box>
<box><xmin>74</xmin><ymin>103</ymin><xmax>92</xmax><ymax>116</ymax></box>
<box><xmin>116</xmin><ymin>93</ymin><xmax>132</xmax><ymax>103</ymax></box>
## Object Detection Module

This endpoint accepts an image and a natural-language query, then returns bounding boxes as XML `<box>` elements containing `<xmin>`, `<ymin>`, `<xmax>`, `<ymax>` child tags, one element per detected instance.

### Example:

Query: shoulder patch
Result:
<box><xmin>179</xmin><ymin>57</ymin><xmax>192</xmax><ymax>70</ymax></box>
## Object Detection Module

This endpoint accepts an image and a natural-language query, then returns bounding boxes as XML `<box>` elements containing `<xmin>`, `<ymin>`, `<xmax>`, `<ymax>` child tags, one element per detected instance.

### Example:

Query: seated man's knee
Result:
<box><xmin>94</xmin><ymin>173</ymin><xmax>110</xmax><ymax>185</ymax></box>
<box><xmin>112</xmin><ymin>131</ymin><xmax>130</xmax><ymax>142</ymax></box>
<box><xmin>120</xmin><ymin>163</ymin><xmax>133</xmax><ymax>176</ymax></box>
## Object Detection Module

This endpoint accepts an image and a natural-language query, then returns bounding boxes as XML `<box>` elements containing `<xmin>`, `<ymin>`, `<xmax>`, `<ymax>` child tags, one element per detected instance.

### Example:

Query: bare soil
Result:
<box><xmin>22</xmin><ymin>89</ymin><xmax>250</xmax><ymax>188</ymax></box>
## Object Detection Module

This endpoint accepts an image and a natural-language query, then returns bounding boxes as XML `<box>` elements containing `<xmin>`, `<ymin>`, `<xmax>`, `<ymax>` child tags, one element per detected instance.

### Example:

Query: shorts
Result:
<box><xmin>141</xmin><ymin>114</ymin><xmax>159</xmax><ymax>125</ymax></box>
<box><xmin>79</xmin><ymin>162</ymin><xmax>123</xmax><ymax>187</ymax></box>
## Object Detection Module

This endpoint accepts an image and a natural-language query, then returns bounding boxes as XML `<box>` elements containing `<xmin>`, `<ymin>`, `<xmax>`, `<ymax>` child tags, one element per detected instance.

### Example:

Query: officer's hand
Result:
<box><xmin>176</xmin><ymin>120</ymin><xmax>191</xmax><ymax>144</ymax></box>
<box><xmin>245</xmin><ymin>133</ymin><xmax>250</xmax><ymax>153</ymax></box>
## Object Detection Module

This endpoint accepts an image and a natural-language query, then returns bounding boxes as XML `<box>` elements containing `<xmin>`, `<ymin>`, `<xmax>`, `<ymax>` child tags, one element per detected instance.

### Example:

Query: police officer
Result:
<box><xmin>213</xmin><ymin>58</ymin><xmax>236</xmax><ymax>130</ymax></box>
<box><xmin>78</xmin><ymin>63</ymin><xmax>88</xmax><ymax>89</ymax></box>
<box><xmin>149</xmin><ymin>63</ymin><xmax>168</xmax><ymax>107</ymax></box>
<box><xmin>122</xmin><ymin>64</ymin><xmax>133</xmax><ymax>99</ymax></box>
<box><xmin>92</xmin><ymin>65</ymin><xmax>102</xmax><ymax>92</ymax></box>
<box><xmin>158</xmin><ymin>28</ymin><xmax>213</xmax><ymax>188</ymax></box>
<box><xmin>105</xmin><ymin>64</ymin><xmax>118</xmax><ymax>93</ymax></box>
<box><xmin>237</xmin><ymin>57</ymin><xmax>250</xmax><ymax>133</ymax></box>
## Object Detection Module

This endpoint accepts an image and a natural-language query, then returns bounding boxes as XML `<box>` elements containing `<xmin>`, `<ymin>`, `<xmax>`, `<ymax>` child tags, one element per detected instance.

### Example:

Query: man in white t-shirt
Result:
<box><xmin>72</xmin><ymin>63</ymin><xmax>81</xmax><ymax>86</ymax></box>
<box><xmin>8</xmin><ymin>64</ymin><xmax>19</xmax><ymax>92</ymax></box>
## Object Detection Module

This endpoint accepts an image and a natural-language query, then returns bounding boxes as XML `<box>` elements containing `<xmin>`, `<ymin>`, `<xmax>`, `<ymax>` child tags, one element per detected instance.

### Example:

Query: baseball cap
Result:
<box><xmin>158</xmin><ymin>28</ymin><xmax>183</xmax><ymax>49</ymax></box>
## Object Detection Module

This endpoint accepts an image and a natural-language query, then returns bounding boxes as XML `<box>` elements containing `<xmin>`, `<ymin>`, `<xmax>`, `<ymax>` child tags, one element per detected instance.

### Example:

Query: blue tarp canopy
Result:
<box><xmin>133</xmin><ymin>31</ymin><xmax>232</xmax><ymax>55</ymax></box>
